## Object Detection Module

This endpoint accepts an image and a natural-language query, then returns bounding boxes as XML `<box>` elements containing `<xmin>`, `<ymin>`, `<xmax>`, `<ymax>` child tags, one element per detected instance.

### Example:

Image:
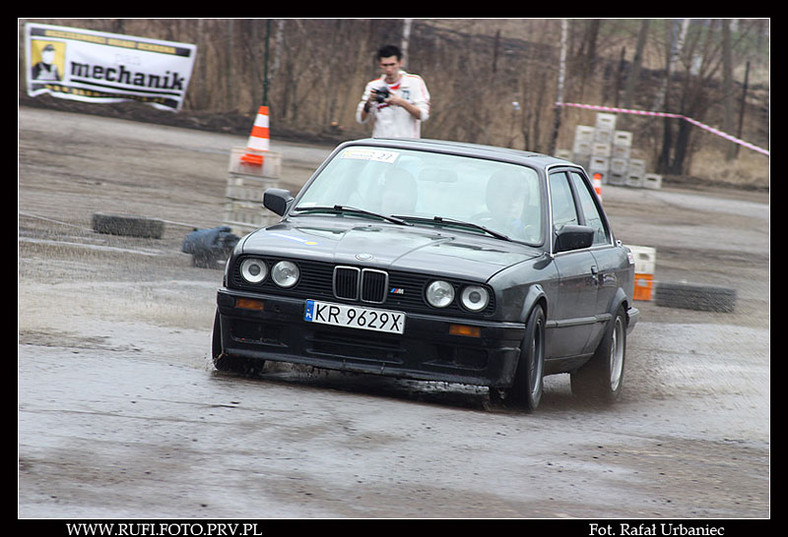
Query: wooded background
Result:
<box><xmin>19</xmin><ymin>18</ymin><xmax>769</xmax><ymax>188</ymax></box>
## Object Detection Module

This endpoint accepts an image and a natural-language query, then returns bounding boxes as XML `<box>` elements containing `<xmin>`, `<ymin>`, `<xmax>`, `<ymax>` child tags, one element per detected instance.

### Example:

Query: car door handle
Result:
<box><xmin>590</xmin><ymin>265</ymin><xmax>600</xmax><ymax>285</ymax></box>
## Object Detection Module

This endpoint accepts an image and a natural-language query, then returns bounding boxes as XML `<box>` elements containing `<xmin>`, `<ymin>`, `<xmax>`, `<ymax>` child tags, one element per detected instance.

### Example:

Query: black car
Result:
<box><xmin>212</xmin><ymin>138</ymin><xmax>639</xmax><ymax>411</ymax></box>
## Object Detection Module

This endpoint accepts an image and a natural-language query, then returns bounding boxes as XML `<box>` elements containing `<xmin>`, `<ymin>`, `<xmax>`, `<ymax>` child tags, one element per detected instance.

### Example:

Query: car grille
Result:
<box><xmin>229</xmin><ymin>257</ymin><xmax>495</xmax><ymax>316</ymax></box>
<box><xmin>334</xmin><ymin>266</ymin><xmax>388</xmax><ymax>303</ymax></box>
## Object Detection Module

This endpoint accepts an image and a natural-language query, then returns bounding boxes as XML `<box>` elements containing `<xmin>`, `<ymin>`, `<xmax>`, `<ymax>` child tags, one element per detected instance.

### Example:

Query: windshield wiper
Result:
<box><xmin>292</xmin><ymin>205</ymin><xmax>411</xmax><ymax>226</ymax></box>
<box><xmin>393</xmin><ymin>215</ymin><xmax>512</xmax><ymax>241</ymax></box>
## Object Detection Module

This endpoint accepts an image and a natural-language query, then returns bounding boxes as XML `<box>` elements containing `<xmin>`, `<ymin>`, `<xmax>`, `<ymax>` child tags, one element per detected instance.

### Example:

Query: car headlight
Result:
<box><xmin>460</xmin><ymin>285</ymin><xmax>490</xmax><ymax>312</ymax></box>
<box><xmin>240</xmin><ymin>257</ymin><xmax>267</xmax><ymax>284</ymax></box>
<box><xmin>271</xmin><ymin>260</ymin><xmax>300</xmax><ymax>288</ymax></box>
<box><xmin>426</xmin><ymin>280</ymin><xmax>455</xmax><ymax>308</ymax></box>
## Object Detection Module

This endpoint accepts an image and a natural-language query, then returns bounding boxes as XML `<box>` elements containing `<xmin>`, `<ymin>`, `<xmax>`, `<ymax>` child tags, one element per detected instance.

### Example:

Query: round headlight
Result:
<box><xmin>240</xmin><ymin>258</ymin><xmax>267</xmax><ymax>284</ymax></box>
<box><xmin>426</xmin><ymin>280</ymin><xmax>455</xmax><ymax>308</ymax></box>
<box><xmin>460</xmin><ymin>285</ymin><xmax>490</xmax><ymax>312</ymax></box>
<box><xmin>271</xmin><ymin>260</ymin><xmax>300</xmax><ymax>288</ymax></box>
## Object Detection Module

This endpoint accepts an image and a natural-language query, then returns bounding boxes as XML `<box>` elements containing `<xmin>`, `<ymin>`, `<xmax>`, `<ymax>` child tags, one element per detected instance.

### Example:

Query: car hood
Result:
<box><xmin>240</xmin><ymin>218</ymin><xmax>542</xmax><ymax>282</ymax></box>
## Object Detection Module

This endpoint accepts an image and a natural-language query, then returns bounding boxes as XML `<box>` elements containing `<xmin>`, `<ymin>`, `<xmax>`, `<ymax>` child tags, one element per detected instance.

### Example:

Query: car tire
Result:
<box><xmin>571</xmin><ymin>305</ymin><xmax>626</xmax><ymax>404</ymax></box>
<box><xmin>91</xmin><ymin>213</ymin><xmax>165</xmax><ymax>239</ymax></box>
<box><xmin>655</xmin><ymin>281</ymin><xmax>736</xmax><ymax>313</ymax></box>
<box><xmin>211</xmin><ymin>311</ymin><xmax>265</xmax><ymax>375</ymax></box>
<box><xmin>510</xmin><ymin>304</ymin><xmax>546</xmax><ymax>412</ymax></box>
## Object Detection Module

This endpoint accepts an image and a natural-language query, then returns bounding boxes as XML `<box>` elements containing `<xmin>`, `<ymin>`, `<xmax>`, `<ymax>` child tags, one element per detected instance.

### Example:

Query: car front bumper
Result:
<box><xmin>215</xmin><ymin>288</ymin><xmax>526</xmax><ymax>388</ymax></box>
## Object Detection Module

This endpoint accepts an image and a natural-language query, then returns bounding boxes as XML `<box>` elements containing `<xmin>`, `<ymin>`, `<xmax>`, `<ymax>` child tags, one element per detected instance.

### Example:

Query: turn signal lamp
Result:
<box><xmin>449</xmin><ymin>324</ymin><xmax>481</xmax><ymax>338</ymax></box>
<box><xmin>235</xmin><ymin>298</ymin><xmax>265</xmax><ymax>311</ymax></box>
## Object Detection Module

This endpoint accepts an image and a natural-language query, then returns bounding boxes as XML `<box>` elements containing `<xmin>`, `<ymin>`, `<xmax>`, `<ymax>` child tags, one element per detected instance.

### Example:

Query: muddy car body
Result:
<box><xmin>213</xmin><ymin>138</ymin><xmax>639</xmax><ymax>411</ymax></box>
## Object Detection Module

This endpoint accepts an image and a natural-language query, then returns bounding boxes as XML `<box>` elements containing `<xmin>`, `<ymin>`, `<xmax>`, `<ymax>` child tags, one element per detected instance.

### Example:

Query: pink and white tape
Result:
<box><xmin>556</xmin><ymin>102</ymin><xmax>769</xmax><ymax>157</ymax></box>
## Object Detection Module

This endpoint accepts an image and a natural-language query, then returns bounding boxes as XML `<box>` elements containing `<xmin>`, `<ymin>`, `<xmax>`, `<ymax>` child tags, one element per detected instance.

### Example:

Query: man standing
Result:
<box><xmin>356</xmin><ymin>44</ymin><xmax>430</xmax><ymax>138</ymax></box>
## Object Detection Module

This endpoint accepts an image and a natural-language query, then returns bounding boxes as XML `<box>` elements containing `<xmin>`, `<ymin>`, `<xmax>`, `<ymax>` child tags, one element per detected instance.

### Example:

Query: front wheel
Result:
<box><xmin>510</xmin><ymin>305</ymin><xmax>546</xmax><ymax>412</ymax></box>
<box><xmin>571</xmin><ymin>306</ymin><xmax>627</xmax><ymax>404</ymax></box>
<box><xmin>211</xmin><ymin>311</ymin><xmax>265</xmax><ymax>375</ymax></box>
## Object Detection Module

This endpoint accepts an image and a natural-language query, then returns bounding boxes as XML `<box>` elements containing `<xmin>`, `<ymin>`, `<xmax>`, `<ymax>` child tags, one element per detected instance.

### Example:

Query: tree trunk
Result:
<box><xmin>656</xmin><ymin>19</ymin><xmax>690</xmax><ymax>174</ymax></box>
<box><xmin>623</xmin><ymin>19</ymin><xmax>649</xmax><ymax>110</ymax></box>
<box><xmin>548</xmin><ymin>19</ymin><xmax>568</xmax><ymax>157</ymax></box>
<box><xmin>721</xmin><ymin>19</ymin><xmax>737</xmax><ymax>160</ymax></box>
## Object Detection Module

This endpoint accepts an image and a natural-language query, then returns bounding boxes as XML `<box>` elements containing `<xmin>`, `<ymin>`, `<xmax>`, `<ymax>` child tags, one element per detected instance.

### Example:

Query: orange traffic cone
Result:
<box><xmin>592</xmin><ymin>172</ymin><xmax>603</xmax><ymax>201</ymax></box>
<box><xmin>241</xmin><ymin>106</ymin><xmax>270</xmax><ymax>166</ymax></box>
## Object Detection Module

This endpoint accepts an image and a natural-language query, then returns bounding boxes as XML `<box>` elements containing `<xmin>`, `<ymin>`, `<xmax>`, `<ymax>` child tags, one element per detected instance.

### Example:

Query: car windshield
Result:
<box><xmin>293</xmin><ymin>145</ymin><xmax>543</xmax><ymax>244</ymax></box>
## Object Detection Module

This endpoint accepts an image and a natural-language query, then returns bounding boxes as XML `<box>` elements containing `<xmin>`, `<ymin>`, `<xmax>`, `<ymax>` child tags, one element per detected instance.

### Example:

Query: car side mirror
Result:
<box><xmin>554</xmin><ymin>224</ymin><xmax>595</xmax><ymax>252</ymax></box>
<box><xmin>263</xmin><ymin>188</ymin><xmax>294</xmax><ymax>216</ymax></box>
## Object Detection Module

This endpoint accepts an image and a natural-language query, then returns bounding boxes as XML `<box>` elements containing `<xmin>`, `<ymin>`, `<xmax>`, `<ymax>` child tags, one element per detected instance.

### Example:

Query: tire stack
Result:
<box><xmin>91</xmin><ymin>213</ymin><xmax>165</xmax><ymax>239</ymax></box>
<box><xmin>625</xmin><ymin>243</ymin><xmax>737</xmax><ymax>313</ymax></box>
<box><xmin>655</xmin><ymin>282</ymin><xmax>737</xmax><ymax>313</ymax></box>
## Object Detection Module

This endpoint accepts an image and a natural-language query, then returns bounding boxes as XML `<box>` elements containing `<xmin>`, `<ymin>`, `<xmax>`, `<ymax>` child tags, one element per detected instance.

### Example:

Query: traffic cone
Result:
<box><xmin>592</xmin><ymin>172</ymin><xmax>603</xmax><ymax>201</ymax></box>
<box><xmin>241</xmin><ymin>106</ymin><xmax>270</xmax><ymax>166</ymax></box>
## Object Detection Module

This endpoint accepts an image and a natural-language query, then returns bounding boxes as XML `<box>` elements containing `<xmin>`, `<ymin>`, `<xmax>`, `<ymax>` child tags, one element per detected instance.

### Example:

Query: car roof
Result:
<box><xmin>340</xmin><ymin>137</ymin><xmax>577</xmax><ymax>170</ymax></box>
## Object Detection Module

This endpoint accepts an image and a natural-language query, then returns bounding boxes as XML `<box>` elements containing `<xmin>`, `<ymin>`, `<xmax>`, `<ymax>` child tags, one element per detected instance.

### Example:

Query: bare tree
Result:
<box><xmin>721</xmin><ymin>19</ymin><xmax>738</xmax><ymax>160</ymax></box>
<box><xmin>655</xmin><ymin>19</ymin><xmax>690</xmax><ymax>175</ymax></box>
<box><xmin>623</xmin><ymin>19</ymin><xmax>650</xmax><ymax>110</ymax></box>
<box><xmin>548</xmin><ymin>19</ymin><xmax>568</xmax><ymax>156</ymax></box>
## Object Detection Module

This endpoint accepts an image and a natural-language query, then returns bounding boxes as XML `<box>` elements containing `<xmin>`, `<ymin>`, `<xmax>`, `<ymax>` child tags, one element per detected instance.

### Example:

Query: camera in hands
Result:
<box><xmin>373</xmin><ymin>87</ymin><xmax>390</xmax><ymax>103</ymax></box>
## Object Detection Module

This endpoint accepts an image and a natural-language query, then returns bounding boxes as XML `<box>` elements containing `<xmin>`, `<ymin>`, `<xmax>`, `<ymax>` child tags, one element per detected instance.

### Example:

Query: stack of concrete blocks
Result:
<box><xmin>612</xmin><ymin>131</ymin><xmax>634</xmax><ymax>185</ymax></box>
<box><xmin>643</xmin><ymin>173</ymin><xmax>663</xmax><ymax>189</ymax></box>
<box><xmin>570</xmin><ymin>112</ymin><xmax>662</xmax><ymax>190</ymax></box>
<box><xmin>588</xmin><ymin>113</ymin><xmax>616</xmax><ymax>183</ymax></box>
<box><xmin>572</xmin><ymin>125</ymin><xmax>595</xmax><ymax>170</ymax></box>
<box><xmin>224</xmin><ymin>147</ymin><xmax>283</xmax><ymax>236</ymax></box>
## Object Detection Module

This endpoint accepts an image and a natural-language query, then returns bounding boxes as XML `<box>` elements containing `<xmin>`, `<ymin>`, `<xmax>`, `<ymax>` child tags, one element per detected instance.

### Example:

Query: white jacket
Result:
<box><xmin>356</xmin><ymin>71</ymin><xmax>430</xmax><ymax>139</ymax></box>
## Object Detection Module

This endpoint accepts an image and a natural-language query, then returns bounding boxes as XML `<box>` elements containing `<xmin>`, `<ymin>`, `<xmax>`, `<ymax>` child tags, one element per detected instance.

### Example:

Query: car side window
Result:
<box><xmin>569</xmin><ymin>171</ymin><xmax>610</xmax><ymax>245</ymax></box>
<box><xmin>548</xmin><ymin>171</ymin><xmax>579</xmax><ymax>229</ymax></box>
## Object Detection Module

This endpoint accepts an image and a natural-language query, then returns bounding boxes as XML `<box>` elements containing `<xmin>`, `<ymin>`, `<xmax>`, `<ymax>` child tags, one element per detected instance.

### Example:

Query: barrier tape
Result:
<box><xmin>556</xmin><ymin>102</ymin><xmax>769</xmax><ymax>156</ymax></box>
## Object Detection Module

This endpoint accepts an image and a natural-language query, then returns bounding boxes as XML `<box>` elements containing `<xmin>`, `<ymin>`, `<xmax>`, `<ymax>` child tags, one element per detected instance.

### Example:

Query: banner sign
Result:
<box><xmin>25</xmin><ymin>23</ymin><xmax>197</xmax><ymax>112</ymax></box>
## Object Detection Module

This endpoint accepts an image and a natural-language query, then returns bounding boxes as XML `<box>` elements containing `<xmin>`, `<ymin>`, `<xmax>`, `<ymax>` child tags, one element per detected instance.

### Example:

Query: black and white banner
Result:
<box><xmin>25</xmin><ymin>23</ymin><xmax>197</xmax><ymax>112</ymax></box>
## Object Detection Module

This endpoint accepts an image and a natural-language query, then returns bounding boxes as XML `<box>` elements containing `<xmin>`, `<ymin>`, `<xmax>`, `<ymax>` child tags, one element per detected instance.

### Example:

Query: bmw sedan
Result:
<box><xmin>212</xmin><ymin>138</ymin><xmax>639</xmax><ymax>412</ymax></box>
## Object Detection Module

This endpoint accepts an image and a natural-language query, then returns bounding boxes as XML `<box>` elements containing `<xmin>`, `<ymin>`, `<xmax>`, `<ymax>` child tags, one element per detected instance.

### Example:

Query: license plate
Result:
<box><xmin>304</xmin><ymin>300</ymin><xmax>405</xmax><ymax>335</ymax></box>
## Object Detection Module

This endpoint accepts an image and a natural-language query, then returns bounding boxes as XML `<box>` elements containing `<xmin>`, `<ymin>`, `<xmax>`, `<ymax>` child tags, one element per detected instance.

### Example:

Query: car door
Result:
<box><xmin>546</xmin><ymin>170</ymin><xmax>599</xmax><ymax>358</ymax></box>
<box><xmin>568</xmin><ymin>169</ymin><xmax>622</xmax><ymax>350</ymax></box>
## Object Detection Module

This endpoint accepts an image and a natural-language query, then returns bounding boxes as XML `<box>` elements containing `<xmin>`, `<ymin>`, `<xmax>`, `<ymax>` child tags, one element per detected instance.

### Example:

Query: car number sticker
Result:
<box><xmin>304</xmin><ymin>300</ymin><xmax>405</xmax><ymax>335</ymax></box>
<box><xmin>340</xmin><ymin>147</ymin><xmax>399</xmax><ymax>164</ymax></box>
